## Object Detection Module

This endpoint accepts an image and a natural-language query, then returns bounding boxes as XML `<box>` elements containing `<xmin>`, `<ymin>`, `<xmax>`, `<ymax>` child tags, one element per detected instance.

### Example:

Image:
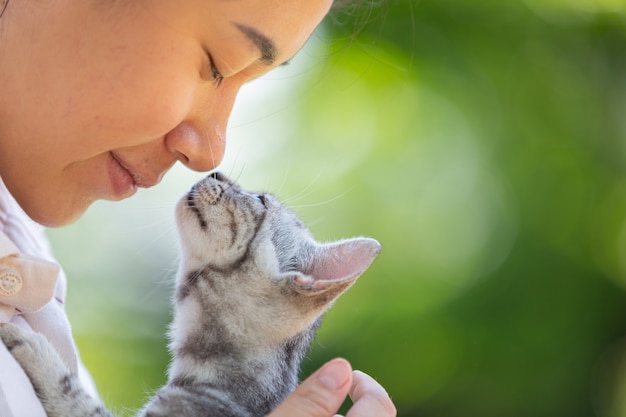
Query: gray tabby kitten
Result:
<box><xmin>0</xmin><ymin>172</ymin><xmax>381</xmax><ymax>417</ymax></box>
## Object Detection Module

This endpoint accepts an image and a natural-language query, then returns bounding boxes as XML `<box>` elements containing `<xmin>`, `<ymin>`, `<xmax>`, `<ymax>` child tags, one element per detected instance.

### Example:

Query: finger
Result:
<box><xmin>346</xmin><ymin>371</ymin><xmax>396</xmax><ymax>417</ymax></box>
<box><xmin>269</xmin><ymin>358</ymin><xmax>353</xmax><ymax>417</ymax></box>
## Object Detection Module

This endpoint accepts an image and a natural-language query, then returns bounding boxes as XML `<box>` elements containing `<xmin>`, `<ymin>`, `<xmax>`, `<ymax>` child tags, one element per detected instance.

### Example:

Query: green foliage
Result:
<box><xmin>47</xmin><ymin>1</ymin><xmax>626</xmax><ymax>416</ymax></box>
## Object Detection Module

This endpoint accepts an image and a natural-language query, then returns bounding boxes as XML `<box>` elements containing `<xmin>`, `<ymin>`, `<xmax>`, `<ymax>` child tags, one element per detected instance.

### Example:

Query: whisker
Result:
<box><xmin>132</xmin><ymin>224</ymin><xmax>178</xmax><ymax>256</ymax></box>
<box><xmin>206</xmin><ymin>130</ymin><xmax>217</xmax><ymax>171</ymax></box>
<box><xmin>280</xmin><ymin>172</ymin><xmax>323</xmax><ymax>205</ymax></box>
<box><xmin>287</xmin><ymin>186</ymin><xmax>354</xmax><ymax>210</ymax></box>
<box><xmin>140</xmin><ymin>264</ymin><xmax>179</xmax><ymax>303</ymax></box>
<box><xmin>231</xmin><ymin>164</ymin><xmax>246</xmax><ymax>186</ymax></box>
<box><xmin>129</xmin><ymin>212</ymin><xmax>172</xmax><ymax>225</ymax></box>
<box><xmin>222</xmin><ymin>144</ymin><xmax>243</xmax><ymax>178</ymax></box>
<box><xmin>274</xmin><ymin>161</ymin><xmax>291</xmax><ymax>197</ymax></box>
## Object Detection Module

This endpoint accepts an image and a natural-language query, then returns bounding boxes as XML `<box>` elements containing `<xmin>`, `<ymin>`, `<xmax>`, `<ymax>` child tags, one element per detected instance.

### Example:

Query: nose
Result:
<box><xmin>164</xmin><ymin>122</ymin><xmax>226</xmax><ymax>172</ymax></box>
<box><xmin>165</xmin><ymin>84</ymin><xmax>238</xmax><ymax>172</ymax></box>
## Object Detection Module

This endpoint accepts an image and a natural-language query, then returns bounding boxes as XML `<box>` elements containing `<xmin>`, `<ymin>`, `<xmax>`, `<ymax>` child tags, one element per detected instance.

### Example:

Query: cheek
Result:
<box><xmin>65</xmin><ymin>37</ymin><xmax>202</xmax><ymax>151</ymax></box>
<box><xmin>88</xmin><ymin>69</ymin><xmax>198</xmax><ymax>144</ymax></box>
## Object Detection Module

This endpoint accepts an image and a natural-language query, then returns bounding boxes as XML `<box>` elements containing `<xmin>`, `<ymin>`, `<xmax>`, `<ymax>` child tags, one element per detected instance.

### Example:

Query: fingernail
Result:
<box><xmin>317</xmin><ymin>359</ymin><xmax>352</xmax><ymax>390</ymax></box>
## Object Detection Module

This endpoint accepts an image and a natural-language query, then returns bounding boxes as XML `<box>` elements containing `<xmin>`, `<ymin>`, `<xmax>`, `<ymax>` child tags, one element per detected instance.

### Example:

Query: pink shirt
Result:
<box><xmin>0</xmin><ymin>178</ymin><xmax>96</xmax><ymax>416</ymax></box>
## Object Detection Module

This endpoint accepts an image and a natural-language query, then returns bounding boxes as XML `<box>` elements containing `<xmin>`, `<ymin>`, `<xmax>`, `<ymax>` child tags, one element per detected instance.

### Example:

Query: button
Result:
<box><xmin>0</xmin><ymin>266</ymin><xmax>22</xmax><ymax>297</ymax></box>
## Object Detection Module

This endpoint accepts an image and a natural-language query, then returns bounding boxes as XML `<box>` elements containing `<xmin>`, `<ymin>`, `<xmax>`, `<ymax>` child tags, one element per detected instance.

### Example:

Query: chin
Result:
<box><xmin>28</xmin><ymin>211</ymin><xmax>83</xmax><ymax>228</ymax></box>
<box><xmin>23</xmin><ymin>201</ymin><xmax>91</xmax><ymax>228</ymax></box>
<box><xmin>2</xmin><ymin>178</ymin><xmax>92</xmax><ymax>227</ymax></box>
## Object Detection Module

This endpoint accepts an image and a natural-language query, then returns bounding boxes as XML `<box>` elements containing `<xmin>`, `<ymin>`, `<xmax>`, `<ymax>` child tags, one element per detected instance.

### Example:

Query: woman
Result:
<box><xmin>0</xmin><ymin>1</ymin><xmax>396</xmax><ymax>416</ymax></box>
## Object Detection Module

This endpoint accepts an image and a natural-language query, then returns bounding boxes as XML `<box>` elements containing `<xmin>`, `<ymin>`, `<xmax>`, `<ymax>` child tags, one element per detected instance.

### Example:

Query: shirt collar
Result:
<box><xmin>0</xmin><ymin>232</ymin><xmax>60</xmax><ymax>322</ymax></box>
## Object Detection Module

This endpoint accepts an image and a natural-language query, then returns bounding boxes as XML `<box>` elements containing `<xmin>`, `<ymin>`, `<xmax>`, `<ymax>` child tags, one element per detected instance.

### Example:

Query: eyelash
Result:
<box><xmin>210</xmin><ymin>62</ymin><xmax>224</xmax><ymax>87</ymax></box>
<box><xmin>204</xmin><ymin>53</ymin><xmax>224</xmax><ymax>87</ymax></box>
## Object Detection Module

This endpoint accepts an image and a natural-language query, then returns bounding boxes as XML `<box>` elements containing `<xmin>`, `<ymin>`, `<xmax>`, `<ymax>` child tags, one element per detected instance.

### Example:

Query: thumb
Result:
<box><xmin>269</xmin><ymin>358</ymin><xmax>353</xmax><ymax>417</ymax></box>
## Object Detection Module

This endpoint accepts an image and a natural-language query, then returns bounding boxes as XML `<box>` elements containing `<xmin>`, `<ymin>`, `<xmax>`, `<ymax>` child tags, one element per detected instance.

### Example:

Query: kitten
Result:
<box><xmin>0</xmin><ymin>172</ymin><xmax>381</xmax><ymax>417</ymax></box>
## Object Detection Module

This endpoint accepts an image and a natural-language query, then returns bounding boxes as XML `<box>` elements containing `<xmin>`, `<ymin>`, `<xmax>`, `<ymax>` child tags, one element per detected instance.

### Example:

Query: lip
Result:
<box><xmin>108</xmin><ymin>152</ymin><xmax>137</xmax><ymax>199</ymax></box>
<box><xmin>110</xmin><ymin>152</ymin><xmax>163</xmax><ymax>189</ymax></box>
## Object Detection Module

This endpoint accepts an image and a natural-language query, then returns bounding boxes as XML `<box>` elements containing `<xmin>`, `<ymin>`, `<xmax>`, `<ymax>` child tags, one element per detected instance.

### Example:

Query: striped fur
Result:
<box><xmin>0</xmin><ymin>172</ymin><xmax>380</xmax><ymax>417</ymax></box>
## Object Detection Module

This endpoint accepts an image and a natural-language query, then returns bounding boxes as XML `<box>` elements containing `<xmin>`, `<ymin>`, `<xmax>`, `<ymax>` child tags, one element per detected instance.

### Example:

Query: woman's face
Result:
<box><xmin>0</xmin><ymin>0</ymin><xmax>332</xmax><ymax>226</ymax></box>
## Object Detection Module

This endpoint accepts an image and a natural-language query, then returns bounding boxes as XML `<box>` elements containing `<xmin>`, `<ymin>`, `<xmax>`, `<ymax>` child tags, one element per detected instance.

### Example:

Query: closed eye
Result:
<box><xmin>210</xmin><ymin>62</ymin><xmax>224</xmax><ymax>86</ymax></box>
<box><xmin>202</xmin><ymin>50</ymin><xmax>224</xmax><ymax>86</ymax></box>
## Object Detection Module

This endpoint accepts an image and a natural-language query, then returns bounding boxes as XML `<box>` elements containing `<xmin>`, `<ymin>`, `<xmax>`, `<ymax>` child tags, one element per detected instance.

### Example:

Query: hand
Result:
<box><xmin>269</xmin><ymin>358</ymin><xmax>397</xmax><ymax>417</ymax></box>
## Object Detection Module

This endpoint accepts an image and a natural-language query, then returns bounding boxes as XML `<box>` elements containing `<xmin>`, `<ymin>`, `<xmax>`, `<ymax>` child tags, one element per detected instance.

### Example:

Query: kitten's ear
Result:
<box><xmin>291</xmin><ymin>238</ymin><xmax>381</xmax><ymax>294</ymax></box>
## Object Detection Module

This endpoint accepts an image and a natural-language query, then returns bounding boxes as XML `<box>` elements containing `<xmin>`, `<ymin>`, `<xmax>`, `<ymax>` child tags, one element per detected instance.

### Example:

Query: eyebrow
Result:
<box><xmin>233</xmin><ymin>23</ymin><xmax>278</xmax><ymax>66</ymax></box>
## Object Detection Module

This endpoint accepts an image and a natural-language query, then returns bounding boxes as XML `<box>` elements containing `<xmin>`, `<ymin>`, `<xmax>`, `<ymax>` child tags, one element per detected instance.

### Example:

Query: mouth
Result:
<box><xmin>186</xmin><ymin>187</ymin><xmax>208</xmax><ymax>229</ymax></box>
<box><xmin>110</xmin><ymin>152</ymin><xmax>162</xmax><ymax>189</ymax></box>
<box><xmin>184</xmin><ymin>176</ymin><xmax>229</xmax><ymax>229</ymax></box>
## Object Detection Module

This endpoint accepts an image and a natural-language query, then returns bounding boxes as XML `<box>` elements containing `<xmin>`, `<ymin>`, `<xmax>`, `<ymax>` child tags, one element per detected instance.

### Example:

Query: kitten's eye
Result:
<box><xmin>255</xmin><ymin>195</ymin><xmax>267</xmax><ymax>207</ymax></box>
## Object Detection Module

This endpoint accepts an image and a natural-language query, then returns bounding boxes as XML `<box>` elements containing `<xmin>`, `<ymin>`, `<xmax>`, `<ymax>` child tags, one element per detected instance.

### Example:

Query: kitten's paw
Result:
<box><xmin>0</xmin><ymin>323</ymin><xmax>57</xmax><ymax>363</ymax></box>
<box><xmin>0</xmin><ymin>324</ymin><xmax>110</xmax><ymax>417</ymax></box>
<box><xmin>0</xmin><ymin>323</ymin><xmax>68</xmax><ymax>383</ymax></box>
<box><xmin>0</xmin><ymin>322</ymin><xmax>35</xmax><ymax>353</ymax></box>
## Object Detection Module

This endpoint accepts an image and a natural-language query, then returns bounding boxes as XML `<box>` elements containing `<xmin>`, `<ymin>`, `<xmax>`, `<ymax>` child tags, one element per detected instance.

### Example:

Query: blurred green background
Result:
<box><xmin>46</xmin><ymin>1</ymin><xmax>626</xmax><ymax>416</ymax></box>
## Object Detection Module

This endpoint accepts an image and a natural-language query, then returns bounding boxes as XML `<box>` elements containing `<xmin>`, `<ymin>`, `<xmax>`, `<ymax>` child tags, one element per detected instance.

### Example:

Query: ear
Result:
<box><xmin>290</xmin><ymin>237</ymin><xmax>381</xmax><ymax>293</ymax></box>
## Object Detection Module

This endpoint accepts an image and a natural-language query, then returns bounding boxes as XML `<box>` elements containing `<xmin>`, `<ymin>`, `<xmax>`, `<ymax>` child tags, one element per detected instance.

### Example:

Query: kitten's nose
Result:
<box><xmin>207</xmin><ymin>172</ymin><xmax>238</xmax><ymax>188</ymax></box>
<box><xmin>207</xmin><ymin>172</ymin><xmax>228</xmax><ymax>182</ymax></box>
<box><xmin>207</xmin><ymin>172</ymin><xmax>241</xmax><ymax>191</ymax></box>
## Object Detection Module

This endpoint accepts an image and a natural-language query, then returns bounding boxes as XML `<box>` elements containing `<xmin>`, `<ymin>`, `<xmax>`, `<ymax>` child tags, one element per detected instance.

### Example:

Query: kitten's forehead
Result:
<box><xmin>176</xmin><ymin>173</ymin><xmax>315</xmax><ymax>272</ymax></box>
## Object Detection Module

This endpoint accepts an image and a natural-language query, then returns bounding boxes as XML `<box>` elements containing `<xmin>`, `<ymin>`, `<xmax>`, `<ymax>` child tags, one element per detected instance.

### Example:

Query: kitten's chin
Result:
<box><xmin>174</xmin><ymin>197</ymin><xmax>200</xmax><ymax>232</ymax></box>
